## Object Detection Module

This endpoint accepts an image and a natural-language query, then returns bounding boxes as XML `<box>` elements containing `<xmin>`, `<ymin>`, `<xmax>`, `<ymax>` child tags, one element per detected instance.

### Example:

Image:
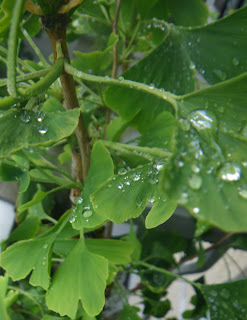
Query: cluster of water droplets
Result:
<box><xmin>146</xmin><ymin>19</ymin><xmax>166</xmax><ymax>32</ymax></box>
<box><xmin>18</xmin><ymin>109</ymin><xmax>48</xmax><ymax>135</ymax></box>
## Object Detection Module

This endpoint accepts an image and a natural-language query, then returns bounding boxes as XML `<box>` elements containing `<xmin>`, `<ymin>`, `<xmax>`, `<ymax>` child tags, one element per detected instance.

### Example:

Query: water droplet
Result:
<box><xmin>241</xmin><ymin>125</ymin><xmax>247</xmax><ymax>137</ymax></box>
<box><xmin>136</xmin><ymin>201</ymin><xmax>142</xmax><ymax>207</ymax></box>
<box><xmin>38</xmin><ymin>124</ymin><xmax>48</xmax><ymax>135</ymax></box>
<box><xmin>42</xmin><ymin>243</ymin><xmax>48</xmax><ymax>249</ymax></box>
<box><xmin>238</xmin><ymin>187</ymin><xmax>247</xmax><ymax>199</ymax></box>
<box><xmin>107</xmin><ymin>183</ymin><xmax>112</xmax><ymax>188</ymax></box>
<box><xmin>118</xmin><ymin>76</ymin><xmax>124</xmax><ymax>81</ymax></box>
<box><xmin>75</xmin><ymin>197</ymin><xmax>83</xmax><ymax>204</ymax></box>
<box><xmin>153</xmin><ymin>163</ymin><xmax>164</xmax><ymax>171</ymax></box>
<box><xmin>241</xmin><ymin>161</ymin><xmax>247</xmax><ymax>167</ymax></box>
<box><xmin>218</xmin><ymin>163</ymin><xmax>241</xmax><ymax>181</ymax></box>
<box><xmin>213</xmin><ymin>69</ymin><xmax>226</xmax><ymax>81</ymax></box>
<box><xmin>193</xmin><ymin>207</ymin><xmax>200</xmax><ymax>214</ymax></box>
<box><xmin>147</xmin><ymin>196</ymin><xmax>156</xmax><ymax>203</ymax></box>
<box><xmin>20</xmin><ymin>110</ymin><xmax>31</xmax><ymax>123</ymax></box>
<box><xmin>124</xmin><ymin>180</ymin><xmax>131</xmax><ymax>186</ymax></box>
<box><xmin>130</xmin><ymin>173</ymin><xmax>140</xmax><ymax>181</ymax></box>
<box><xmin>178</xmin><ymin>192</ymin><xmax>188</xmax><ymax>204</ymax></box>
<box><xmin>117</xmin><ymin>182</ymin><xmax>124</xmax><ymax>189</ymax></box>
<box><xmin>232</xmin><ymin>57</ymin><xmax>240</xmax><ymax>66</ymax></box>
<box><xmin>83</xmin><ymin>210</ymin><xmax>93</xmax><ymax>218</ymax></box>
<box><xmin>42</xmin><ymin>261</ymin><xmax>46</xmax><ymax>265</ymax></box>
<box><xmin>179</xmin><ymin>118</ymin><xmax>190</xmax><ymax>131</ymax></box>
<box><xmin>189</xmin><ymin>110</ymin><xmax>217</xmax><ymax>142</ymax></box>
<box><xmin>149</xmin><ymin>177</ymin><xmax>159</xmax><ymax>185</ymax></box>
<box><xmin>188</xmin><ymin>174</ymin><xmax>202</xmax><ymax>190</ymax></box>
<box><xmin>177</xmin><ymin>161</ymin><xmax>184</xmax><ymax>168</ymax></box>
<box><xmin>118</xmin><ymin>168</ymin><xmax>127</xmax><ymax>175</ymax></box>
<box><xmin>69</xmin><ymin>215</ymin><xmax>76</xmax><ymax>223</ymax></box>
<box><xmin>105</xmin><ymin>75</ymin><xmax>110</xmax><ymax>80</ymax></box>
<box><xmin>191</xmin><ymin>163</ymin><xmax>200</xmax><ymax>173</ymax></box>
<box><xmin>36</xmin><ymin>110</ymin><xmax>45</xmax><ymax>122</ymax></box>
<box><xmin>149</xmin><ymin>83</ymin><xmax>155</xmax><ymax>89</ymax></box>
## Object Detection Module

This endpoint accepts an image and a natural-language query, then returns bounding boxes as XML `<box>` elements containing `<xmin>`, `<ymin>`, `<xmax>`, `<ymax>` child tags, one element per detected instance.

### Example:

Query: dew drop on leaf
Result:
<box><xmin>20</xmin><ymin>110</ymin><xmax>31</xmax><ymax>123</ymax></box>
<box><xmin>36</xmin><ymin>110</ymin><xmax>45</xmax><ymax>122</ymax></box>
<box><xmin>213</xmin><ymin>69</ymin><xmax>226</xmax><ymax>81</ymax></box>
<box><xmin>218</xmin><ymin>163</ymin><xmax>241</xmax><ymax>181</ymax></box>
<box><xmin>192</xmin><ymin>207</ymin><xmax>200</xmax><ymax>214</ymax></box>
<box><xmin>149</xmin><ymin>83</ymin><xmax>155</xmax><ymax>89</ymax></box>
<box><xmin>42</xmin><ymin>243</ymin><xmax>48</xmax><ymax>249</ymax></box>
<box><xmin>188</xmin><ymin>174</ymin><xmax>202</xmax><ymax>190</ymax></box>
<box><xmin>189</xmin><ymin>110</ymin><xmax>217</xmax><ymax>141</ymax></box>
<box><xmin>238</xmin><ymin>187</ymin><xmax>247</xmax><ymax>199</ymax></box>
<box><xmin>178</xmin><ymin>192</ymin><xmax>188</xmax><ymax>204</ymax></box>
<box><xmin>130</xmin><ymin>173</ymin><xmax>140</xmax><ymax>181</ymax></box>
<box><xmin>117</xmin><ymin>182</ymin><xmax>123</xmax><ymax>189</ymax></box>
<box><xmin>118</xmin><ymin>168</ymin><xmax>127</xmax><ymax>175</ymax></box>
<box><xmin>83</xmin><ymin>210</ymin><xmax>93</xmax><ymax>218</ymax></box>
<box><xmin>38</xmin><ymin>124</ymin><xmax>48</xmax><ymax>135</ymax></box>
<box><xmin>136</xmin><ymin>200</ymin><xmax>142</xmax><ymax>207</ymax></box>
<box><xmin>191</xmin><ymin>163</ymin><xmax>200</xmax><ymax>173</ymax></box>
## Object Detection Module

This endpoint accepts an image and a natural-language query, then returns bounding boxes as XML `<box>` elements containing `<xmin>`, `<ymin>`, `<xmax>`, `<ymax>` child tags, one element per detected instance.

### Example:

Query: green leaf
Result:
<box><xmin>72</xmin><ymin>140</ymin><xmax>114</xmax><ymax>229</ymax></box>
<box><xmin>46</xmin><ymin>238</ymin><xmax>108</xmax><ymax>318</ymax></box>
<box><xmin>120</xmin><ymin>305</ymin><xmax>141</xmax><ymax>320</ymax></box>
<box><xmin>72</xmin><ymin>33</ymin><xmax>118</xmax><ymax>73</ymax></box>
<box><xmin>143</xmin><ymin>298</ymin><xmax>171</xmax><ymax>318</ymax></box>
<box><xmin>54</xmin><ymin>239</ymin><xmax>133</xmax><ymax>265</ymax></box>
<box><xmin>0</xmin><ymin>210</ymin><xmax>70</xmax><ymax>290</ymax></box>
<box><xmin>164</xmin><ymin>74</ymin><xmax>247</xmax><ymax>232</ymax></box>
<box><xmin>42</xmin><ymin>97</ymin><xmax>65</xmax><ymax>112</ymax></box>
<box><xmin>0</xmin><ymin>109</ymin><xmax>80</xmax><ymax>158</ymax></box>
<box><xmin>169</xmin><ymin>0</ymin><xmax>209</xmax><ymax>27</ymax></box>
<box><xmin>0</xmin><ymin>234</ymin><xmax>56</xmax><ymax>290</ymax></box>
<box><xmin>91</xmin><ymin>162</ymin><xmax>165</xmax><ymax>224</ymax></box>
<box><xmin>138</xmin><ymin>112</ymin><xmax>175</xmax><ymax>149</ymax></box>
<box><xmin>198</xmin><ymin>279</ymin><xmax>247</xmax><ymax>320</ymax></box>
<box><xmin>145</xmin><ymin>195</ymin><xmax>177</xmax><ymax>229</ymax></box>
<box><xmin>7</xmin><ymin>216</ymin><xmax>40</xmax><ymax>241</ymax></box>
<box><xmin>119</xmin><ymin>28</ymin><xmax>195</xmax><ymax>95</ymax></box>
<box><xmin>0</xmin><ymin>0</ymin><xmax>15</xmax><ymax>40</ymax></box>
<box><xmin>178</xmin><ymin>6</ymin><xmax>247</xmax><ymax>84</ymax></box>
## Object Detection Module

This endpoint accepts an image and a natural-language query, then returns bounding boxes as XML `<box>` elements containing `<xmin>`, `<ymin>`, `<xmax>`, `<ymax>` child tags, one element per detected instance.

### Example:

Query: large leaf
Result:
<box><xmin>164</xmin><ymin>73</ymin><xmax>247</xmax><ymax>232</ymax></box>
<box><xmin>178</xmin><ymin>6</ymin><xmax>247</xmax><ymax>84</ymax></box>
<box><xmin>198</xmin><ymin>280</ymin><xmax>247</xmax><ymax>320</ymax></box>
<box><xmin>91</xmin><ymin>161</ymin><xmax>176</xmax><ymax>225</ymax></box>
<box><xmin>72</xmin><ymin>140</ymin><xmax>114</xmax><ymax>229</ymax></box>
<box><xmin>46</xmin><ymin>238</ymin><xmax>108</xmax><ymax>318</ymax></box>
<box><xmin>0</xmin><ymin>109</ymin><xmax>80</xmax><ymax>157</ymax></box>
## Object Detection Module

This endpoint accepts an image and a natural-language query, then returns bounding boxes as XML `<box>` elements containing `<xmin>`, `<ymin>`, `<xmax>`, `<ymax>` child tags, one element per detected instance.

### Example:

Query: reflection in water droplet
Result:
<box><xmin>191</xmin><ymin>163</ymin><xmax>200</xmax><ymax>173</ymax></box>
<box><xmin>188</xmin><ymin>174</ymin><xmax>202</xmax><ymax>190</ymax></box>
<box><xmin>69</xmin><ymin>215</ymin><xmax>76</xmax><ymax>223</ymax></box>
<box><xmin>189</xmin><ymin>110</ymin><xmax>217</xmax><ymax>141</ymax></box>
<box><xmin>218</xmin><ymin>163</ymin><xmax>241</xmax><ymax>181</ymax></box>
<box><xmin>238</xmin><ymin>187</ymin><xmax>247</xmax><ymax>199</ymax></box>
<box><xmin>36</xmin><ymin>110</ymin><xmax>45</xmax><ymax>122</ymax></box>
<box><xmin>147</xmin><ymin>196</ymin><xmax>156</xmax><ymax>203</ymax></box>
<box><xmin>20</xmin><ymin>110</ymin><xmax>31</xmax><ymax>123</ymax></box>
<box><xmin>136</xmin><ymin>201</ymin><xmax>142</xmax><ymax>207</ymax></box>
<box><xmin>130</xmin><ymin>173</ymin><xmax>140</xmax><ymax>181</ymax></box>
<box><xmin>83</xmin><ymin>210</ymin><xmax>93</xmax><ymax>218</ymax></box>
<box><xmin>118</xmin><ymin>168</ymin><xmax>127</xmax><ymax>175</ymax></box>
<box><xmin>38</xmin><ymin>124</ymin><xmax>48</xmax><ymax>135</ymax></box>
<box><xmin>75</xmin><ymin>197</ymin><xmax>83</xmax><ymax>204</ymax></box>
<box><xmin>193</xmin><ymin>207</ymin><xmax>200</xmax><ymax>214</ymax></box>
<box><xmin>149</xmin><ymin>83</ymin><xmax>155</xmax><ymax>89</ymax></box>
<box><xmin>117</xmin><ymin>182</ymin><xmax>123</xmax><ymax>189</ymax></box>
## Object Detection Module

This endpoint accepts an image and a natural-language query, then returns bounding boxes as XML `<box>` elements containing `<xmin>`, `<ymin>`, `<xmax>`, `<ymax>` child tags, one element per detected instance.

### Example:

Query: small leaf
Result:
<box><xmin>0</xmin><ymin>109</ymin><xmax>80</xmax><ymax>158</ymax></box>
<box><xmin>72</xmin><ymin>141</ymin><xmax>114</xmax><ymax>229</ymax></box>
<box><xmin>120</xmin><ymin>305</ymin><xmax>141</xmax><ymax>320</ymax></box>
<box><xmin>46</xmin><ymin>239</ymin><xmax>108</xmax><ymax>318</ymax></box>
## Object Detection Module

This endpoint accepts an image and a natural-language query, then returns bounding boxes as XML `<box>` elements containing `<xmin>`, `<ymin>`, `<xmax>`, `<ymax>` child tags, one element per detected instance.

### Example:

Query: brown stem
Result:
<box><xmin>41</xmin><ymin>14</ymin><xmax>90</xmax><ymax>184</ymax></box>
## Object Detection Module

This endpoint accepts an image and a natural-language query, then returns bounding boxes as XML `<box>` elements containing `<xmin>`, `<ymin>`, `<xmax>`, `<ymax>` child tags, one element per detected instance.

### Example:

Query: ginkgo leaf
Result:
<box><xmin>0</xmin><ymin>109</ymin><xmax>80</xmax><ymax>157</ymax></box>
<box><xmin>72</xmin><ymin>141</ymin><xmax>114</xmax><ymax>229</ymax></box>
<box><xmin>46</xmin><ymin>239</ymin><xmax>108</xmax><ymax>318</ymax></box>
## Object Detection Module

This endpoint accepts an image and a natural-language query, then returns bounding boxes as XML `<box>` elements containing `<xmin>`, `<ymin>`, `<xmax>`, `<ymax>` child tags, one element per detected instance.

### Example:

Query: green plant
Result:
<box><xmin>0</xmin><ymin>0</ymin><xmax>247</xmax><ymax>319</ymax></box>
